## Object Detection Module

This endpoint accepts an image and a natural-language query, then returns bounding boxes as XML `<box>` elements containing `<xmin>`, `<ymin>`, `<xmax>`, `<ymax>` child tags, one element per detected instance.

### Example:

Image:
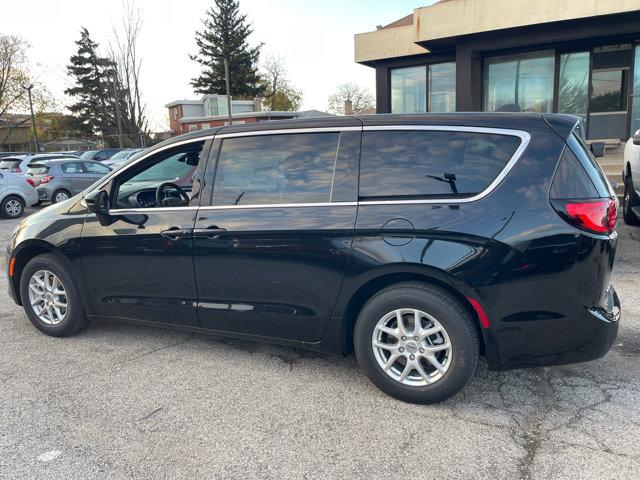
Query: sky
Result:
<box><xmin>2</xmin><ymin>0</ymin><xmax>434</xmax><ymax>131</ymax></box>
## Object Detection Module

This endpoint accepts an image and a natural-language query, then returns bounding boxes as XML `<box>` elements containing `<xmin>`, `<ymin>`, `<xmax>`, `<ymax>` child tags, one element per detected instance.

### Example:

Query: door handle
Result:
<box><xmin>192</xmin><ymin>227</ymin><xmax>227</xmax><ymax>238</ymax></box>
<box><xmin>160</xmin><ymin>227</ymin><xmax>190</xmax><ymax>240</ymax></box>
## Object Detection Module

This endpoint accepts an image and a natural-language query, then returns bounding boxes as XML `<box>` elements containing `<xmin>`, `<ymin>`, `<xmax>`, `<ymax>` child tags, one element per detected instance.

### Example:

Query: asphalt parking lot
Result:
<box><xmin>0</xmin><ymin>207</ymin><xmax>639</xmax><ymax>480</ymax></box>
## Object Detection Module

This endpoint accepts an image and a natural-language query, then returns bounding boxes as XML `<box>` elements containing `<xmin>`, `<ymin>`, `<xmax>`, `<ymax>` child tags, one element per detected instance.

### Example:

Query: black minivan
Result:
<box><xmin>6</xmin><ymin>113</ymin><xmax>620</xmax><ymax>404</ymax></box>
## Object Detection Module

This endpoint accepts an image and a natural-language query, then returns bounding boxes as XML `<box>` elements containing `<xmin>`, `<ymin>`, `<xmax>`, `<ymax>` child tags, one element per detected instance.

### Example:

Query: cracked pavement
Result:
<box><xmin>0</xmin><ymin>208</ymin><xmax>639</xmax><ymax>479</ymax></box>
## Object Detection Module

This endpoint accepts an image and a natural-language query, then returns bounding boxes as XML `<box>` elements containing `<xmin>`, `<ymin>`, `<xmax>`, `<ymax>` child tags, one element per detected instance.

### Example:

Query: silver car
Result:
<box><xmin>0</xmin><ymin>169</ymin><xmax>38</xmax><ymax>218</ymax></box>
<box><xmin>27</xmin><ymin>159</ymin><xmax>112</xmax><ymax>204</ymax></box>
<box><xmin>0</xmin><ymin>153</ymin><xmax>80</xmax><ymax>175</ymax></box>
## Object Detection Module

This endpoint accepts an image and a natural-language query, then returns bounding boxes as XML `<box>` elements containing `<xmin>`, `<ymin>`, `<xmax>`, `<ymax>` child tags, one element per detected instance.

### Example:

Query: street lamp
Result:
<box><xmin>21</xmin><ymin>84</ymin><xmax>39</xmax><ymax>153</ymax></box>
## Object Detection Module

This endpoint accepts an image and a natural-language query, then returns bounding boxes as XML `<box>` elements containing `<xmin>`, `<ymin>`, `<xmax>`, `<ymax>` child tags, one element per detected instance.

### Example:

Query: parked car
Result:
<box><xmin>622</xmin><ymin>129</ymin><xmax>640</xmax><ymax>225</ymax></box>
<box><xmin>0</xmin><ymin>152</ymin><xmax>29</xmax><ymax>159</ymax></box>
<box><xmin>26</xmin><ymin>159</ymin><xmax>111</xmax><ymax>204</ymax></box>
<box><xmin>0</xmin><ymin>169</ymin><xmax>38</xmax><ymax>218</ymax></box>
<box><xmin>80</xmin><ymin>148</ymin><xmax>124</xmax><ymax>162</ymax></box>
<box><xmin>0</xmin><ymin>153</ymin><xmax>78</xmax><ymax>175</ymax></box>
<box><xmin>6</xmin><ymin>113</ymin><xmax>620</xmax><ymax>404</ymax></box>
<box><xmin>103</xmin><ymin>148</ymin><xmax>145</xmax><ymax>168</ymax></box>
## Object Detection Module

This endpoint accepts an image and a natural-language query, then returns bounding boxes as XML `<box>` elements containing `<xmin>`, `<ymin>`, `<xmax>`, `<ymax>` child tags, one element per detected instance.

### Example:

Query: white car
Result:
<box><xmin>623</xmin><ymin>129</ymin><xmax>640</xmax><ymax>225</ymax></box>
<box><xmin>0</xmin><ymin>170</ymin><xmax>38</xmax><ymax>218</ymax></box>
<box><xmin>0</xmin><ymin>153</ymin><xmax>79</xmax><ymax>176</ymax></box>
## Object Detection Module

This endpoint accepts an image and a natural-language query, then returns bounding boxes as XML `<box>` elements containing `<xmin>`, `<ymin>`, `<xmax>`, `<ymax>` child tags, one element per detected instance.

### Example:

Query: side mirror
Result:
<box><xmin>590</xmin><ymin>141</ymin><xmax>606</xmax><ymax>158</ymax></box>
<box><xmin>84</xmin><ymin>190</ymin><xmax>110</xmax><ymax>214</ymax></box>
<box><xmin>633</xmin><ymin>129</ymin><xmax>640</xmax><ymax>146</ymax></box>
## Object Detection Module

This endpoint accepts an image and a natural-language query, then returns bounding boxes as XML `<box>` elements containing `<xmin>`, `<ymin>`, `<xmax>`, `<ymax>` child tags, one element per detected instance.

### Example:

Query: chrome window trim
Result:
<box><xmin>198</xmin><ymin>202</ymin><xmax>358</xmax><ymax>211</ymax></box>
<box><xmin>214</xmin><ymin>126</ymin><xmax>361</xmax><ymax>139</ymax></box>
<box><xmin>358</xmin><ymin>125</ymin><xmax>531</xmax><ymax>205</ymax></box>
<box><xmin>95</xmin><ymin>124</ymin><xmax>530</xmax><ymax>213</ymax></box>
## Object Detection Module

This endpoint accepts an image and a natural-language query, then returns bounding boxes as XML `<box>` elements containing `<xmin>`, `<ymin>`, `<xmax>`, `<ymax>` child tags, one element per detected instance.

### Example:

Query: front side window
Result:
<box><xmin>212</xmin><ymin>133</ymin><xmax>339</xmax><ymax>206</ymax></box>
<box><xmin>359</xmin><ymin>130</ymin><xmax>522</xmax><ymax>198</ymax></box>
<box><xmin>112</xmin><ymin>141</ymin><xmax>203</xmax><ymax>209</ymax></box>
<box><xmin>483</xmin><ymin>50</ymin><xmax>555</xmax><ymax>112</ymax></box>
<box><xmin>83</xmin><ymin>162</ymin><xmax>111</xmax><ymax>174</ymax></box>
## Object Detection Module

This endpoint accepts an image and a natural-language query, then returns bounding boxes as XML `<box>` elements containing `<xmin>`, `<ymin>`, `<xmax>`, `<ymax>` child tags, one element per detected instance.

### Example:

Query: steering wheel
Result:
<box><xmin>155</xmin><ymin>182</ymin><xmax>190</xmax><ymax>207</ymax></box>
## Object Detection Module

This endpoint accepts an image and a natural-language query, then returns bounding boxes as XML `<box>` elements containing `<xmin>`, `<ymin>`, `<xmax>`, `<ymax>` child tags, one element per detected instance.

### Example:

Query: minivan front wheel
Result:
<box><xmin>20</xmin><ymin>254</ymin><xmax>89</xmax><ymax>337</ymax></box>
<box><xmin>354</xmin><ymin>282</ymin><xmax>479</xmax><ymax>404</ymax></box>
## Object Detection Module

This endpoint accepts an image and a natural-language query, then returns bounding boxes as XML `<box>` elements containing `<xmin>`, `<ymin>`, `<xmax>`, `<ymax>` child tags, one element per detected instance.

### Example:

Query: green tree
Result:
<box><xmin>65</xmin><ymin>28</ymin><xmax>116</xmax><ymax>136</ymax></box>
<box><xmin>190</xmin><ymin>0</ymin><xmax>263</xmax><ymax>99</ymax></box>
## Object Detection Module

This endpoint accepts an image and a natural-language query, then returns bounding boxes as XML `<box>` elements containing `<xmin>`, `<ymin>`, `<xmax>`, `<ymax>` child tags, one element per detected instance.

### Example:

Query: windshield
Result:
<box><xmin>110</xmin><ymin>150</ymin><xmax>132</xmax><ymax>160</ymax></box>
<box><xmin>27</xmin><ymin>165</ymin><xmax>49</xmax><ymax>175</ymax></box>
<box><xmin>0</xmin><ymin>160</ymin><xmax>21</xmax><ymax>169</ymax></box>
<box><xmin>80</xmin><ymin>150</ymin><xmax>98</xmax><ymax>159</ymax></box>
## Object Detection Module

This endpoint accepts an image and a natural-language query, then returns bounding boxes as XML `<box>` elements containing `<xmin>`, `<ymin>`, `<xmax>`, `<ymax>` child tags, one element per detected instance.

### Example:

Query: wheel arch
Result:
<box><xmin>338</xmin><ymin>267</ymin><xmax>488</xmax><ymax>356</ymax></box>
<box><xmin>10</xmin><ymin>240</ymin><xmax>70</xmax><ymax>306</ymax></box>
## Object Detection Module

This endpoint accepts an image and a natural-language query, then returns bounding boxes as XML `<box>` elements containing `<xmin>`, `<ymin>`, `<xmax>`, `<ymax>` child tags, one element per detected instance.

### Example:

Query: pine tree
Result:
<box><xmin>65</xmin><ymin>28</ymin><xmax>116</xmax><ymax>136</ymax></box>
<box><xmin>190</xmin><ymin>0</ymin><xmax>263</xmax><ymax>99</ymax></box>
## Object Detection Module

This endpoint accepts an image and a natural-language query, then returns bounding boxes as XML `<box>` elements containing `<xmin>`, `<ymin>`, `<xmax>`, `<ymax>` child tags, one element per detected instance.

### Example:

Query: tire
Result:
<box><xmin>52</xmin><ymin>189</ymin><xmax>71</xmax><ymax>204</ymax></box>
<box><xmin>623</xmin><ymin>177</ymin><xmax>640</xmax><ymax>226</ymax></box>
<box><xmin>19</xmin><ymin>253</ymin><xmax>89</xmax><ymax>337</ymax></box>
<box><xmin>1</xmin><ymin>195</ymin><xmax>25</xmax><ymax>219</ymax></box>
<box><xmin>354</xmin><ymin>282</ymin><xmax>479</xmax><ymax>404</ymax></box>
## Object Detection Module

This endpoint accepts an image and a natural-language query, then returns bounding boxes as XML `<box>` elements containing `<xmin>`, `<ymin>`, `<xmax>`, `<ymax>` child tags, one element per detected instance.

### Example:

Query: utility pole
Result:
<box><xmin>224</xmin><ymin>57</ymin><xmax>233</xmax><ymax>124</ymax></box>
<box><xmin>111</xmin><ymin>69</ymin><xmax>124</xmax><ymax>148</ymax></box>
<box><xmin>22</xmin><ymin>84</ymin><xmax>39</xmax><ymax>153</ymax></box>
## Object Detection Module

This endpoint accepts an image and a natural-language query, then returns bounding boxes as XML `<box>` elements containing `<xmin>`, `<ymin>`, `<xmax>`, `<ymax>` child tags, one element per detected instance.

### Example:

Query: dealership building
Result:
<box><xmin>355</xmin><ymin>0</ymin><xmax>640</xmax><ymax>152</ymax></box>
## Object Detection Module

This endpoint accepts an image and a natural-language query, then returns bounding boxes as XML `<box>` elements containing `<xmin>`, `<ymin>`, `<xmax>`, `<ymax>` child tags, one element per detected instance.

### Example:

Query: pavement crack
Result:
<box><xmin>517</xmin><ymin>425</ymin><xmax>543</xmax><ymax>480</ymax></box>
<box><xmin>140</xmin><ymin>405</ymin><xmax>164</xmax><ymax>421</ymax></box>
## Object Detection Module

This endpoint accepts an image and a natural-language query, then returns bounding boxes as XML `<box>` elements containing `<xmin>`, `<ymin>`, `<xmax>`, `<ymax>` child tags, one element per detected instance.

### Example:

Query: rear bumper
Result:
<box><xmin>35</xmin><ymin>187</ymin><xmax>51</xmax><ymax>201</ymax></box>
<box><xmin>486</xmin><ymin>284</ymin><xmax>620</xmax><ymax>370</ymax></box>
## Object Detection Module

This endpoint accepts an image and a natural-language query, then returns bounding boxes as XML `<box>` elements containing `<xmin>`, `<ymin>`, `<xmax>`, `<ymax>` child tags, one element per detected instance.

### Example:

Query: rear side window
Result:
<box><xmin>359</xmin><ymin>130</ymin><xmax>522</xmax><ymax>198</ymax></box>
<box><xmin>567</xmin><ymin>132</ymin><xmax>615</xmax><ymax>198</ymax></box>
<box><xmin>212</xmin><ymin>133</ymin><xmax>339</xmax><ymax>206</ymax></box>
<box><xmin>61</xmin><ymin>162</ymin><xmax>83</xmax><ymax>173</ymax></box>
<box><xmin>549</xmin><ymin>147</ymin><xmax>599</xmax><ymax>199</ymax></box>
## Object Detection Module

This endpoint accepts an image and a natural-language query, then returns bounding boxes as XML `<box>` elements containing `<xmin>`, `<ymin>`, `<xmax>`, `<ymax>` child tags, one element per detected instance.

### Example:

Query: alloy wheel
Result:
<box><xmin>55</xmin><ymin>191</ymin><xmax>70</xmax><ymax>202</ymax></box>
<box><xmin>28</xmin><ymin>270</ymin><xmax>68</xmax><ymax>325</ymax></box>
<box><xmin>5</xmin><ymin>199</ymin><xmax>22</xmax><ymax>217</ymax></box>
<box><xmin>372</xmin><ymin>308</ymin><xmax>452</xmax><ymax>386</ymax></box>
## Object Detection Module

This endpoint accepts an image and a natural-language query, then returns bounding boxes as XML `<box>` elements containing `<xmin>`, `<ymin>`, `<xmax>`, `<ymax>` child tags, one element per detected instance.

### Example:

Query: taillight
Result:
<box><xmin>11</xmin><ymin>167</ymin><xmax>21</xmax><ymax>173</ymax></box>
<box><xmin>26</xmin><ymin>178</ymin><xmax>35</xmax><ymax>187</ymax></box>
<box><xmin>40</xmin><ymin>175</ymin><xmax>54</xmax><ymax>184</ymax></box>
<box><xmin>552</xmin><ymin>198</ymin><xmax>617</xmax><ymax>235</ymax></box>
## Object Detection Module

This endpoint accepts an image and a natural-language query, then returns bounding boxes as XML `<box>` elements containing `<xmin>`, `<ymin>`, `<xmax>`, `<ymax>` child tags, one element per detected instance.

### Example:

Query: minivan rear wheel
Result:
<box><xmin>623</xmin><ymin>177</ymin><xmax>640</xmax><ymax>225</ymax></box>
<box><xmin>52</xmin><ymin>189</ymin><xmax>71</xmax><ymax>204</ymax></box>
<box><xmin>354</xmin><ymin>282</ymin><xmax>479</xmax><ymax>404</ymax></box>
<box><xmin>20</xmin><ymin>254</ymin><xmax>89</xmax><ymax>337</ymax></box>
<box><xmin>1</xmin><ymin>195</ymin><xmax>25</xmax><ymax>218</ymax></box>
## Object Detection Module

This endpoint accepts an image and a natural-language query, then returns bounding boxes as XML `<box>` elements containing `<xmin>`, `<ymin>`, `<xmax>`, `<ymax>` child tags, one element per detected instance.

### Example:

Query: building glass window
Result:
<box><xmin>483</xmin><ymin>50</ymin><xmax>555</xmax><ymax>113</ymax></box>
<box><xmin>391</xmin><ymin>66</ymin><xmax>426</xmax><ymax>113</ymax></box>
<box><xmin>558</xmin><ymin>51</ymin><xmax>590</xmax><ymax>118</ymax></box>
<box><xmin>428</xmin><ymin>63</ymin><xmax>456</xmax><ymax>112</ymax></box>
<box><xmin>632</xmin><ymin>44</ymin><xmax>640</xmax><ymax>135</ymax></box>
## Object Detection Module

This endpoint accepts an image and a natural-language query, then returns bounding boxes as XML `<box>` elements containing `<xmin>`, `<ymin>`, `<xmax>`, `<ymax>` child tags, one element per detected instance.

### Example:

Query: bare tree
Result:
<box><xmin>0</xmin><ymin>35</ymin><xmax>55</xmax><ymax>147</ymax></box>
<box><xmin>109</xmin><ymin>0</ymin><xmax>148</xmax><ymax>138</ymax></box>
<box><xmin>260</xmin><ymin>55</ymin><xmax>302</xmax><ymax>111</ymax></box>
<box><xmin>327</xmin><ymin>83</ymin><xmax>375</xmax><ymax>115</ymax></box>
